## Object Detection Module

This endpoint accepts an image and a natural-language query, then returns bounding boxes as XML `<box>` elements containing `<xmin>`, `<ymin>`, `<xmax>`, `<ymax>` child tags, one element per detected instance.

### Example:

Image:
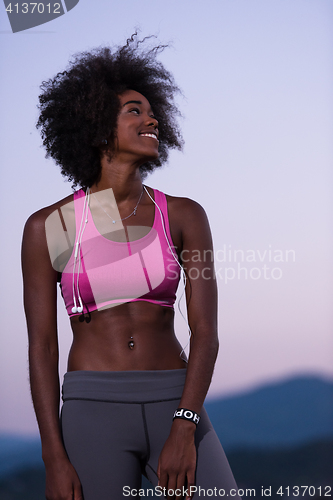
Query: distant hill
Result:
<box><xmin>205</xmin><ymin>375</ymin><xmax>333</xmax><ymax>450</ymax></box>
<box><xmin>228</xmin><ymin>438</ymin><xmax>333</xmax><ymax>491</ymax></box>
<box><xmin>0</xmin><ymin>435</ymin><xmax>42</xmax><ymax>479</ymax></box>
<box><xmin>0</xmin><ymin>466</ymin><xmax>45</xmax><ymax>500</ymax></box>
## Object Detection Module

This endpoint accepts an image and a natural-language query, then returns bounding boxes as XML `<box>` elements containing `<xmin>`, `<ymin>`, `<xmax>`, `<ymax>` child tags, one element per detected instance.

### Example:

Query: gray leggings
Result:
<box><xmin>61</xmin><ymin>369</ymin><xmax>241</xmax><ymax>499</ymax></box>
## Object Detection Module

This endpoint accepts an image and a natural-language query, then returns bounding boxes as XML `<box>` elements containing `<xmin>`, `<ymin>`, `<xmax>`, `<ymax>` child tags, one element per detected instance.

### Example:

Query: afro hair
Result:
<box><xmin>36</xmin><ymin>34</ymin><xmax>183</xmax><ymax>189</ymax></box>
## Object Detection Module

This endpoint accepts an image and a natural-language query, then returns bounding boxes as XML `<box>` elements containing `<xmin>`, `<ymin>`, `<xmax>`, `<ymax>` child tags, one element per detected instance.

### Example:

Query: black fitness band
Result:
<box><xmin>173</xmin><ymin>408</ymin><xmax>200</xmax><ymax>425</ymax></box>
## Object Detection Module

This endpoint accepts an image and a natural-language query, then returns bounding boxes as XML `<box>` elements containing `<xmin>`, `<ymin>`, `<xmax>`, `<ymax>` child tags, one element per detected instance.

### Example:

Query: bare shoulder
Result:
<box><xmin>165</xmin><ymin>193</ymin><xmax>206</xmax><ymax>214</ymax></box>
<box><xmin>148</xmin><ymin>189</ymin><xmax>213</xmax><ymax>253</ymax></box>
<box><xmin>23</xmin><ymin>192</ymin><xmax>74</xmax><ymax>238</ymax></box>
<box><xmin>162</xmin><ymin>191</ymin><xmax>215</xmax><ymax>283</ymax></box>
<box><xmin>23</xmin><ymin>193</ymin><xmax>76</xmax><ymax>275</ymax></box>
<box><xmin>21</xmin><ymin>194</ymin><xmax>76</xmax><ymax>330</ymax></box>
<box><xmin>25</xmin><ymin>194</ymin><xmax>73</xmax><ymax>229</ymax></box>
<box><xmin>164</xmin><ymin>192</ymin><xmax>210</xmax><ymax>229</ymax></box>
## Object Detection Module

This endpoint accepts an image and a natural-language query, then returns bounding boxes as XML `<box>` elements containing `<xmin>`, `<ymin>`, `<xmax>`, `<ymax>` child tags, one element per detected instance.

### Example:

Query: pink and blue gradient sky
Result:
<box><xmin>0</xmin><ymin>0</ymin><xmax>332</xmax><ymax>436</ymax></box>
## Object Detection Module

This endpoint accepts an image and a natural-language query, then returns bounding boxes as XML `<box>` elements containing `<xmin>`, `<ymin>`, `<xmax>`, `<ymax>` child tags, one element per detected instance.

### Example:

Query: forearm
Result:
<box><xmin>29</xmin><ymin>342</ymin><xmax>83</xmax><ymax>499</ymax></box>
<box><xmin>178</xmin><ymin>329</ymin><xmax>219</xmax><ymax>416</ymax></box>
<box><xmin>179</xmin><ymin>330</ymin><xmax>219</xmax><ymax>415</ymax></box>
<box><xmin>157</xmin><ymin>328</ymin><xmax>218</xmax><ymax>494</ymax></box>
<box><xmin>29</xmin><ymin>343</ymin><xmax>67</xmax><ymax>463</ymax></box>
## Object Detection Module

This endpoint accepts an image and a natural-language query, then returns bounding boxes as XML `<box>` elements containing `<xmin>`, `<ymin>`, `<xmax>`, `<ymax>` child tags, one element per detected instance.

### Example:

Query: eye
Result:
<box><xmin>129</xmin><ymin>107</ymin><xmax>140</xmax><ymax>115</ymax></box>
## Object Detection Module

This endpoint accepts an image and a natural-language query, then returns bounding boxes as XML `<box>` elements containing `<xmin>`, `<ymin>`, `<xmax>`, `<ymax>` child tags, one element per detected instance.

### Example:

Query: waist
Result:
<box><xmin>62</xmin><ymin>368</ymin><xmax>187</xmax><ymax>403</ymax></box>
<box><xmin>67</xmin><ymin>304</ymin><xmax>186</xmax><ymax>371</ymax></box>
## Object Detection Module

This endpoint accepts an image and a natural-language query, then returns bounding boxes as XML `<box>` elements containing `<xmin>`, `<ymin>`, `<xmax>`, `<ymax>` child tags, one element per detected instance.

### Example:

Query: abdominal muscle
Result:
<box><xmin>67</xmin><ymin>300</ymin><xmax>187</xmax><ymax>372</ymax></box>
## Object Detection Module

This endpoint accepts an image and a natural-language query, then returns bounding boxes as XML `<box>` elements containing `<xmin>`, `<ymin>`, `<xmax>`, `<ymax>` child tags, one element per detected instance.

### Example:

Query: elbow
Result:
<box><xmin>28</xmin><ymin>339</ymin><xmax>59</xmax><ymax>365</ymax></box>
<box><xmin>191</xmin><ymin>328</ymin><xmax>219</xmax><ymax>359</ymax></box>
<box><xmin>212</xmin><ymin>336</ymin><xmax>219</xmax><ymax>361</ymax></box>
<box><xmin>215</xmin><ymin>335</ymin><xmax>219</xmax><ymax>354</ymax></box>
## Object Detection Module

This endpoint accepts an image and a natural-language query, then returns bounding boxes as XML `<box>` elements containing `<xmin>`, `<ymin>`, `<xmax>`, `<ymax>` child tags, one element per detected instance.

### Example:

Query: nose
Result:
<box><xmin>145</xmin><ymin>114</ymin><xmax>158</xmax><ymax>129</ymax></box>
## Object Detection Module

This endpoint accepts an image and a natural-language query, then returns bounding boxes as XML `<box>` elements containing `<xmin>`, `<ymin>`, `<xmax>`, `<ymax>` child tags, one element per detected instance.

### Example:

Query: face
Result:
<box><xmin>113</xmin><ymin>90</ymin><xmax>159</xmax><ymax>163</ymax></box>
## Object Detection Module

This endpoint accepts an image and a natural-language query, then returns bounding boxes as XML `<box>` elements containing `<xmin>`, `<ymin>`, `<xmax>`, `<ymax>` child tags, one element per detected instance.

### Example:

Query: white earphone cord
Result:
<box><xmin>143</xmin><ymin>186</ymin><xmax>192</xmax><ymax>360</ymax></box>
<box><xmin>71</xmin><ymin>186</ymin><xmax>192</xmax><ymax>359</ymax></box>
<box><xmin>71</xmin><ymin>188</ymin><xmax>90</xmax><ymax>314</ymax></box>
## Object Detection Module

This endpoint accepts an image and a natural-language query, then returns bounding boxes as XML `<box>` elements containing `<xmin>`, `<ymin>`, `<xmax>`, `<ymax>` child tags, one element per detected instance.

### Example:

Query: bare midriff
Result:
<box><xmin>67</xmin><ymin>301</ymin><xmax>187</xmax><ymax>372</ymax></box>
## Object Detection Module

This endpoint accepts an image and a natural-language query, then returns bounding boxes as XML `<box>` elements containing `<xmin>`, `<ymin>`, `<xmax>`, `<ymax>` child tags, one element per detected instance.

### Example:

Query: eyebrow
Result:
<box><xmin>122</xmin><ymin>100</ymin><xmax>142</xmax><ymax>107</ymax></box>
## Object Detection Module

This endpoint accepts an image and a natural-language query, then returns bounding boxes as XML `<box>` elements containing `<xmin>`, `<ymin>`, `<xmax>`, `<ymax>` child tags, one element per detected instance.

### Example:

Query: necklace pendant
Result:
<box><xmin>92</xmin><ymin>188</ymin><xmax>144</xmax><ymax>226</ymax></box>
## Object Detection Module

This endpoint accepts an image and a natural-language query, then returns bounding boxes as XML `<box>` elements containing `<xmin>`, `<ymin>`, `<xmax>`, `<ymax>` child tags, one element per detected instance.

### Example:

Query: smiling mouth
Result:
<box><xmin>139</xmin><ymin>133</ymin><xmax>159</xmax><ymax>141</ymax></box>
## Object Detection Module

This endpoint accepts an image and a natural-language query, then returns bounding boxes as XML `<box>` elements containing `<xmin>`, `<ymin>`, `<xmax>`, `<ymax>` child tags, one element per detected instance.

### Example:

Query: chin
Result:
<box><xmin>142</xmin><ymin>151</ymin><xmax>159</xmax><ymax>162</ymax></box>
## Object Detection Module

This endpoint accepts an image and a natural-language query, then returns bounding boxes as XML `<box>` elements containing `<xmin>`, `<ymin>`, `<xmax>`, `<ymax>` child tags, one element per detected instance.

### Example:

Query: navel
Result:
<box><xmin>128</xmin><ymin>336</ymin><xmax>135</xmax><ymax>350</ymax></box>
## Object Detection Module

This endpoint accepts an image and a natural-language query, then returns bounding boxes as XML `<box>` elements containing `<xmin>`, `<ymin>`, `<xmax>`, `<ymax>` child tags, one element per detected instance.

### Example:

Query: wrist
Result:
<box><xmin>171</xmin><ymin>417</ymin><xmax>197</xmax><ymax>435</ymax></box>
<box><xmin>42</xmin><ymin>444</ymin><xmax>69</xmax><ymax>465</ymax></box>
<box><xmin>173</xmin><ymin>407</ymin><xmax>200</xmax><ymax>426</ymax></box>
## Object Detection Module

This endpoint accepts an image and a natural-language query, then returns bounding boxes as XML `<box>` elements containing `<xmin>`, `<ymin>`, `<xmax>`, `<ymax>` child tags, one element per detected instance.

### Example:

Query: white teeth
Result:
<box><xmin>140</xmin><ymin>133</ymin><xmax>158</xmax><ymax>140</ymax></box>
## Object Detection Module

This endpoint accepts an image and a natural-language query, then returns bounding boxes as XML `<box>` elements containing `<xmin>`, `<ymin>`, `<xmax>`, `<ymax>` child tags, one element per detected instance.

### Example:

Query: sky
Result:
<box><xmin>0</xmin><ymin>0</ymin><xmax>332</xmax><ymax>436</ymax></box>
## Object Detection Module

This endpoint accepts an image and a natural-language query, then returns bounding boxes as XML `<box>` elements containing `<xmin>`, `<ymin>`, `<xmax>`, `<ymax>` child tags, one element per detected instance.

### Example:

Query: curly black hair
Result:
<box><xmin>36</xmin><ymin>34</ymin><xmax>183</xmax><ymax>189</ymax></box>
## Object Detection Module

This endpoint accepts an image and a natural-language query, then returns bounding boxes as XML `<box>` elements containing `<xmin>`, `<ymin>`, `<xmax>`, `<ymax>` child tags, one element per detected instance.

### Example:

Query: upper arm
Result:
<box><xmin>22</xmin><ymin>211</ymin><xmax>59</xmax><ymax>348</ymax></box>
<box><xmin>175</xmin><ymin>199</ymin><xmax>218</xmax><ymax>337</ymax></box>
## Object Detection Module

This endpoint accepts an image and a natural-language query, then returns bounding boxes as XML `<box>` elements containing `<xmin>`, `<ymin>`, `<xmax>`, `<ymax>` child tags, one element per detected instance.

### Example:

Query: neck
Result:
<box><xmin>91</xmin><ymin>157</ymin><xmax>144</xmax><ymax>202</ymax></box>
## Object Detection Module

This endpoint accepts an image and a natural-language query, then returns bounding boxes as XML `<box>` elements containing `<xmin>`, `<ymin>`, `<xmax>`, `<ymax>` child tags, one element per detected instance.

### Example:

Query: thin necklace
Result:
<box><xmin>91</xmin><ymin>188</ymin><xmax>144</xmax><ymax>224</ymax></box>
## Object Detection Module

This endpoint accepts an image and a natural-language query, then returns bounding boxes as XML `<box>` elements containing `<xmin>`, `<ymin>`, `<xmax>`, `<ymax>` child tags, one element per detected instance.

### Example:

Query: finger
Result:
<box><xmin>74</xmin><ymin>482</ymin><xmax>84</xmax><ymax>500</ymax></box>
<box><xmin>176</xmin><ymin>473</ymin><xmax>185</xmax><ymax>499</ymax></box>
<box><xmin>185</xmin><ymin>470</ymin><xmax>196</xmax><ymax>500</ymax></box>
<box><xmin>158</xmin><ymin>469</ymin><xmax>168</xmax><ymax>490</ymax></box>
<box><xmin>166</xmin><ymin>475</ymin><xmax>177</xmax><ymax>500</ymax></box>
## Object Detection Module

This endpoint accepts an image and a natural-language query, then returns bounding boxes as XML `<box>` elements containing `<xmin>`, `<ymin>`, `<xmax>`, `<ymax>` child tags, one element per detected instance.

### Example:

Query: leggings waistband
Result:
<box><xmin>62</xmin><ymin>369</ymin><xmax>187</xmax><ymax>403</ymax></box>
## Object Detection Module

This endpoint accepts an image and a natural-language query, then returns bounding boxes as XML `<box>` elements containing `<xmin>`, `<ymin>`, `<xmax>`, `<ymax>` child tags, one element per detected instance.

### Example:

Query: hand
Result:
<box><xmin>157</xmin><ymin>419</ymin><xmax>197</xmax><ymax>500</ymax></box>
<box><xmin>44</xmin><ymin>457</ymin><xmax>83</xmax><ymax>500</ymax></box>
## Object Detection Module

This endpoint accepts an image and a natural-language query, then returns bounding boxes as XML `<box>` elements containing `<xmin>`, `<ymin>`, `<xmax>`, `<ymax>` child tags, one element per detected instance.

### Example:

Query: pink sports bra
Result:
<box><xmin>60</xmin><ymin>188</ymin><xmax>181</xmax><ymax>318</ymax></box>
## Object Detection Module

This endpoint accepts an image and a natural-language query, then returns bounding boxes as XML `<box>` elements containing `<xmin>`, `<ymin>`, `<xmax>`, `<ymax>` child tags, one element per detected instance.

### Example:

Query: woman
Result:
<box><xmin>22</xmin><ymin>35</ymin><xmax>241</xmax><ymax>500</ymax></box>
